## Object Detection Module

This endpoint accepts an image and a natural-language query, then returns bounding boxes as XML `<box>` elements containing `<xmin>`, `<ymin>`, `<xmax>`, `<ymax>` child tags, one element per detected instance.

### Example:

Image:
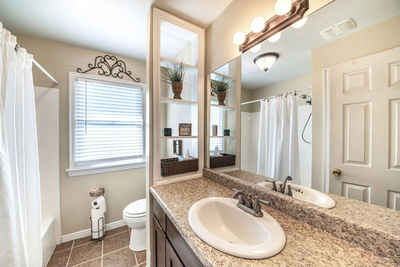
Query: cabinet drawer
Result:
<box><xmin>166</xmin><ymin>216</ymin><xmax>203</xmax><ymax>267</ymax></box>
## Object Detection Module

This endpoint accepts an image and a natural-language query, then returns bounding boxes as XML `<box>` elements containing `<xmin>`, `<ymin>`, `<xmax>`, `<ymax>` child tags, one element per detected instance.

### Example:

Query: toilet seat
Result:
<box><xmin>123</xmin><ymin>199</ymin><xmax>146</xmax><ymax>218</ymax></box>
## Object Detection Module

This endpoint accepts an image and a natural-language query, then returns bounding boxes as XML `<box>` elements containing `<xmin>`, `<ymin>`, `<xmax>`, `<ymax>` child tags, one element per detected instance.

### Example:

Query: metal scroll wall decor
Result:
<box><xmin>239</xmin><ymin>0</ymin><xmax>309</xmax><ymax>53</ymax></box>
<box><xmin>77</xmin><ymin>55</ymin><xmax>141</xmax><ymax>82</ymax></box>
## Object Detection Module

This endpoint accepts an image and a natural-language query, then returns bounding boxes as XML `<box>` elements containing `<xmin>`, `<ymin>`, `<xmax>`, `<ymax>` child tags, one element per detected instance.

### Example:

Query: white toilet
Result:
<box><xmin>123</xmin><ymin>198</ymin><xmax>146</xmax><ymax>251</ymax></box>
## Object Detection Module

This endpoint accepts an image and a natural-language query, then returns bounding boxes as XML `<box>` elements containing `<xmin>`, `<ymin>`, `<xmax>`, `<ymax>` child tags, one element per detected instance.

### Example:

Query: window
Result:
<box><xmin>68</xmin><ymin>73</ymin><xmax>145</xmax><ymax>176</ymax></box>
<box><xmin>209</xmin><ymin>103</ymin><xmax>225</xmax><ymax>153</ymax></box>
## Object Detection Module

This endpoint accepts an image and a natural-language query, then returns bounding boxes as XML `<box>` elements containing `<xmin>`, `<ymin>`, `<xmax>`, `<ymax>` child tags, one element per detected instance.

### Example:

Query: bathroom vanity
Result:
<box><xmin>150</xmin><ymin>173</ymin><xmax>399</xmax><ymax>266</ymax></box>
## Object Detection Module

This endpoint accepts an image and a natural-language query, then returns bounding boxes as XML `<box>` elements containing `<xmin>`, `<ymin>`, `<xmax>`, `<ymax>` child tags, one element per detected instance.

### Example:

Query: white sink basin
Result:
<box><xmin>257</xmin><ymin>181</ymin><xmax>336</xmax><ymax>209</ymax></box>
<box><xmin>188</xmin><ymin>197</ymin><xmax>286</xmax><ymax>259</ymax></box>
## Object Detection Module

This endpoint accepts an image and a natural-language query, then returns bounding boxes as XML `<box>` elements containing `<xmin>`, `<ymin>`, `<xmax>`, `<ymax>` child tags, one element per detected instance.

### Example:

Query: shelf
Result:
<box><xmin>160</xmin><ymin>97</ymin><xmax>198</xmax><ymax>105</ymax></box>
<box><xmin>210</xmin><ymin>104</ymin><xmax>236</xmax><ymax>110</ymax></box>
<box><xmin>211</xmin><ymin>72</ymin><xmax>235</xmax><ymax>80</ymax></box>
<box><xmin>161</xmin><ymin>136</ymin><xmax>198</xmax><ymax>139</ymax></box>
<box><xmin>210</xmin><ymin>136</ymin><xmax>235</xmax><ymax>139</ymax></box>
<box><xmin>160</xmin><ymin>57</ymin><xmax>198</xmax><ymax>70</ymax></box>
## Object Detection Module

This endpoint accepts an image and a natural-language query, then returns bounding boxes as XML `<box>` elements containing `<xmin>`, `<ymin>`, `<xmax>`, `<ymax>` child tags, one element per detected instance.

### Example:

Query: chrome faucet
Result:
<box><xmin>232</xmin><ymin>189</ymin><xmax>252</xmax><ymax>208</ymax></box>
<box><xmin>270</xmin><ymin>176</ymin><xmax>297</xmax><ymax>196</ymax></box>
<box><xmin>279</xmin><ymin>176</ymin><xmax>293</xmax><ymax>194</ymax></box>
<box><xmin>232</xmin><ymin>189</ymin><xmax>270</xmax><ymax>217</ymax></box>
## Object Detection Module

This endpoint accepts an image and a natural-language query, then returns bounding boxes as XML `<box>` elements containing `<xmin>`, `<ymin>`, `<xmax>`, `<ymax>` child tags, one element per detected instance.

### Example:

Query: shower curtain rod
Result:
<box><xmin>15</xmin><ymin>43</ymin><xmax>58</xmax><ymax>86</ymax></box>
<box><xmin>240</xmin><ymin>87</ymin><xmax>311</xmax><ymax>106</ymax></box>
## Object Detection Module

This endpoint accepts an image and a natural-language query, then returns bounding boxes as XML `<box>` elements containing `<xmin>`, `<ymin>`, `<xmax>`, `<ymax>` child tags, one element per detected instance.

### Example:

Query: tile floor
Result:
<box><xmin>47</xmin><ymin>226</ymin><xmax>146</xmax><ymax>267</ymax></box>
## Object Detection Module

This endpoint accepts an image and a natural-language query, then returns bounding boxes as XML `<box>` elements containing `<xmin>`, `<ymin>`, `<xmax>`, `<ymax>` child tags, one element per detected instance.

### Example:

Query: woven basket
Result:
<box><xmin>161</xmin><ymin>157</ymin><xmax>199</xmax><ymax>176</ymax></box>
<box><xmin>210</xmin><ymin>153</ymin><xmax>236</xmax><ymax>168</ymax></box>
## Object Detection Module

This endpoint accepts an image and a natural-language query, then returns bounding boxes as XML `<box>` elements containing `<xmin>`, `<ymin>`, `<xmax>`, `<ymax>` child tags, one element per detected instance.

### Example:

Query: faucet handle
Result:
<box><xmin>231</xmin><ymin>188</ymin><xmax>242</xmax><ymax>197</ymax></box>
<box><xmin>271</xmin><ymin>181</ymin><xmax>277</xmax><ymax>191</ymax></box>
<box><xmin>286</xmin><ymin>185</ymin><xmax>293</xmax><ymax>197</ymax></box>
<box><xmin>253</xmin><ymin>195</ymin><xmax>261</xmax><ymax>212</ymax></box>
<box><xmin>253</xmin><ymin>196</ymin><xmax>270</xmax><ymax>216</ymax></box>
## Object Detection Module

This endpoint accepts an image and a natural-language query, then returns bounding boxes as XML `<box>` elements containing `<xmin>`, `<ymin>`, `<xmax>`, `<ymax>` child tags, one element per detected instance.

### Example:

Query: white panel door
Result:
<box><xmin>329</xmin><ymin>46</ymin><xmax>400</xmax><ymax>209</ymax></box>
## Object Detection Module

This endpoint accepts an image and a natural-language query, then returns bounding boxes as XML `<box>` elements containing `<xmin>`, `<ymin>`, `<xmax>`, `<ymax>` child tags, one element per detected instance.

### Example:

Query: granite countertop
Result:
<box><xmin>225</xmin><ymin>169</ymin><xmax>400</xmax><ymax>240</ymax></box>
<box><xmin>150</xmin><ymin>177</ymin><xmax>397</xmax><ymax>267</ymax></box>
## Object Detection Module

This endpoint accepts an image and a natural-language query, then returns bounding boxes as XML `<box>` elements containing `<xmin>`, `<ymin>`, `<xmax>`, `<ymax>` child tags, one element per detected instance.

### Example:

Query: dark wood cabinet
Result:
<box><xmin>152</xmin><ymin>216</ymin><xmax>166</xmax><ymax>267</ymax></box>
<box><xmin>166</xmin><ymin>239</ymin><xmax>184</xmax><ymax>267</ymax></box>
<box><xmin>151</xmin><ymin>197</ymin><xmax>203</xmax><ymax>267</ymax></box>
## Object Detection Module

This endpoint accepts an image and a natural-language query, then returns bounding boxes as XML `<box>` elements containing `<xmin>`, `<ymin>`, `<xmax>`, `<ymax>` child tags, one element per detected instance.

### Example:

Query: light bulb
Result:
<box><xmin>250</xmin><ymin>44</ymin><xmax>261</xmax><ymax>53</ymax></box>
<box><xmin>274</xmin><ymin>0</ymin><xmax>292</xmax><ymax>15</ymax></box>
<box><xmin>250</xmin><ymin>16</ymin><xmax>265</xmax><ymax>33</ymax></box>
<box><xmin>233</xmin><ymin>31</ymin><xmax>246</xmax><ymax>45</ymax></box>
<box><xmin>292</xmin><ymin>17</ymin><xmax>308</xmax><ymax>29</ymax></box>
<box><xmin>267</xmin><ymin>32</ymin><xmax>281</xmax><ymax>43</ymax></box>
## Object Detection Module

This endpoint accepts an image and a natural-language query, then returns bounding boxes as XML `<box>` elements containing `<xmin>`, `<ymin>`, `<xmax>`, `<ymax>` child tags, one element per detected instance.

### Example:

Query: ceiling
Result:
<box><xmin>153</xmin><ymin>0</ymin><xmax>234</xmax><ymax>28</ymax></box>
<box><xmin>241</xmin><ymin>0</ymin><xmax>400</xmax><ymax>90</ymax></box>
<box><xmin>0</xmin><ymin>0</ymin><xmax>233</xmax><ymax>61</ymax></box>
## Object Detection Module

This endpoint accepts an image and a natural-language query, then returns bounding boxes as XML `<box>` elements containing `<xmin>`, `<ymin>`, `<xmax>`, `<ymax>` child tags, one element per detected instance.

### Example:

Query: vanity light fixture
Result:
<box><xmin>267</xmin><ymin>32</ymin><xmax>281</xmax><ymax>43</ymax></box>
<box><xmin>234</xmin><ymin>0</ymin><xmax>309</xmax><ymax>53</ymax></box>
<box><xmin>292</xmin><ymin>17</ymin><xmax>308</xmax><ymax>28</ymax></box>
<box><xmin>254</xmin><ymin>53</ymin><xmax>279</xmax><ymax>72</ymax></box>
<box><xmin>233</xmin><ymin>31</ymin><xmax>246</xmax><ymax>45</ymax></box>
<box><xmin>274</xmin><ymin>0</ymin><xmax>293</xmax><ymax>15</ymax></box>
<box><xmin>251</xmin><ymin>16</ymin><xmax>266</xmax><ymax>33</ymax></box>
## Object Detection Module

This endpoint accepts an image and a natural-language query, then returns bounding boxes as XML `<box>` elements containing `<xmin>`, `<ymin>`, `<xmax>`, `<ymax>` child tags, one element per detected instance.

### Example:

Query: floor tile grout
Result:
<box><xmin>65</xmin><ymin>240</ymin><xmax>75</xmax><ymax>267</ymax></box>
<box><xmin>70</xmin><ymin>256</ymin><xmax>102</xmax><ymax>267</ymax></box>
<box><xmin>103</xmin><ymin>245</ymin><xmax>130</xmax><ymax>257</ymax></box>
<box><xmin>50</xmin><ymin>227</ymin><xmax>144</xmax><ymax>267</ymax></box>
<box><xmin>101</xmin><ymin>238</ymin><xmax>104</xmax><ymax>267</ymax></box>
<box><xmin>133</xmin><ymin>250</ymin><xmax>138</xmax><ymax>267</ymax></box>
<box><xmin>53</xmin><ymin>229</ymin><xmax>129</xmax><ymax>254</ymax></box>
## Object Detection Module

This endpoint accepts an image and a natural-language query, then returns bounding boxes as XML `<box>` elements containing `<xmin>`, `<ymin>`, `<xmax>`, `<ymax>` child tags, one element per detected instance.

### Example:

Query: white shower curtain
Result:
<box><xmin>257</xmin><ymin>95</ymin><xmax>300</xmax><ymax>184</ymax></box>
<box><xmin>0</xmin><ymin>24</ymin><xmax>42</xmax><ymax>267</ymax></box>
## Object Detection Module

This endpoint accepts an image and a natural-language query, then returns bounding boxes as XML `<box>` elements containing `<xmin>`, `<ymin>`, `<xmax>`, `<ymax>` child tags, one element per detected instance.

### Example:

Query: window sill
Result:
<box><xmin>66</xmin><ymin>160</ymin><xmax>146</xmax><ymax>177</ymax></box>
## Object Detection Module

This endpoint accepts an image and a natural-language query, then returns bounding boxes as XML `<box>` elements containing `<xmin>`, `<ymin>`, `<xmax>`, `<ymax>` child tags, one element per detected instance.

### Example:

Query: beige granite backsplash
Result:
<box><xmin>151</xmin><ymin>178</ymin><xmax>397</xmax><ymax>266</ymax></box>
<box><xmin>203</xmin><ymin>168</ymin><xmax>400</xmax><ymax>264</ymax></box>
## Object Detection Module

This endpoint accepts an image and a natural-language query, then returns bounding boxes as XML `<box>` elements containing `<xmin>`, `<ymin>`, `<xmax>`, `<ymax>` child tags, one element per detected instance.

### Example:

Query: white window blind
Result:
<box><xmin>72</xmin><ymin>78</ymin><xmax>144</xmax><ymax>168</ymax></box>
<box><xmin>210</xmin><ymin>104</ymin><xmax>225</xmax><ymax>152</ymax></box>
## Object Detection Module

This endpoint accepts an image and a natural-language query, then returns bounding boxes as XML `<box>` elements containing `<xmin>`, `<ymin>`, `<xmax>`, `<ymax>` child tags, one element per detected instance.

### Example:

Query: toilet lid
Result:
<box><xmin>124</xmin><ymin>198</ymin><xmax>146</xmax><ymax>216</ymax></box>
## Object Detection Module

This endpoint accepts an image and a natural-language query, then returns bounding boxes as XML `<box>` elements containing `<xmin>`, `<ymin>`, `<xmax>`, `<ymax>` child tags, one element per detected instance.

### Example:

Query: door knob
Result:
<box><xmin>331</xmin><ymin>168</ymin><xmax>342</xmax><ymax>176</ymax></box>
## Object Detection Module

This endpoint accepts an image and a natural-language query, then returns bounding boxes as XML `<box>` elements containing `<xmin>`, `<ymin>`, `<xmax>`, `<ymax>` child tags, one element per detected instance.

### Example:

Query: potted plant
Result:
<box><xmin>211</xmin><ymin>76</ymin><xmax>230</xmax><ymax>105</ymax></box>
<box><xmin>161</xmin><ymin>61</ymin><xmax>185</xmax><ymax>99</ymax></box>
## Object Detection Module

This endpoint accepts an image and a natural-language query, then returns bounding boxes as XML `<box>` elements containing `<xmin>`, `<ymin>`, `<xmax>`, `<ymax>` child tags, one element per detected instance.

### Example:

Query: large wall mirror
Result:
<box><xmin>207</xmin><ymin>0</ymin><xmax>400</xmax><ymax>210</ymax></box>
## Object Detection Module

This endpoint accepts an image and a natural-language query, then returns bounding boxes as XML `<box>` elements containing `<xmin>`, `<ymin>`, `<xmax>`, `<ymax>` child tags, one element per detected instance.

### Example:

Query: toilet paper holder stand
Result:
<box><xmin>90</xmin><ymin>216</ymin><xmax>106</xmax><ymax>241</ymax></box>
<box><xmin>89</xmin><ymin>187</ymin><xmax>106</xmax><ymax>240</ymax></box>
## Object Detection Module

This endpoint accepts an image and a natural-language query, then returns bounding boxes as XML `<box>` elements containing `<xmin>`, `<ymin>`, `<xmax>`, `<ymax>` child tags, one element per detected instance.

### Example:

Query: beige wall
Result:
<box><xmin>242</xmin><ymin>73</ymin><xmax>311</xmax><ymax>112</ymax></box>
<box><xmin>206</xmin><ymin>0</ymin><xmax>333</xmax><ymax>74</ymax></box>
<box><xmin>17</xmin><ymin>35</ymin><xmax>147</xmax><ymax>235</ymax></box>
<box><xmin>311</xmin><ymin>14</ymin><xmax>400</xmax><ymax>190</ymax></box>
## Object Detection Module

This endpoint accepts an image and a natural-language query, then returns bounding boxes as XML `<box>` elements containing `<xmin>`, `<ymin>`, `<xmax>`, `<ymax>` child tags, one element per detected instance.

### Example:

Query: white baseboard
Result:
<box><xmin>61</xmin><ymin>220</ymin><xmax>126</xmax><ymax>243</ymax></box>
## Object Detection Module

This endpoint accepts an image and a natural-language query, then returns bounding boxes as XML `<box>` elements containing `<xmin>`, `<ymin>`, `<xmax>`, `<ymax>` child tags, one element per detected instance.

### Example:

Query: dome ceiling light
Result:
<box><xmin>254</xmin><ymin>53</ymin><xmax>280</xmax><ymax>72</ymax></box>
<box><xmin>233</xmin><ymin>0</ymin><xmax>309</xmax><ymax>53</ymax></box>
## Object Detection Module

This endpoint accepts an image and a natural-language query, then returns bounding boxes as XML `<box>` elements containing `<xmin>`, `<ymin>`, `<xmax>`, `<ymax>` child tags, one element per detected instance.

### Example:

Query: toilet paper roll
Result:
<box><xmin>91</xmin><ymin>209</ymin><xmax>105</xmax><ymax>239</ymax></box>
<box><xmin>91</xmin><ymin>196</ymin><xmax>106</xmax><ymax>214</ymax></box>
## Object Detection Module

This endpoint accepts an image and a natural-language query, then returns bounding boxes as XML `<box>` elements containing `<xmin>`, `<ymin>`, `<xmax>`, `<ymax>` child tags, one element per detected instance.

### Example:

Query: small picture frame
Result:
<box><xmin>173</xmin><ymin>140</ymin><xmax>182</xmax><ymax>155</ymax></box>
<box><xmin>179</xmin><ymin>123</ymin><xmax>192</xmax><ymax>136</ymax></box>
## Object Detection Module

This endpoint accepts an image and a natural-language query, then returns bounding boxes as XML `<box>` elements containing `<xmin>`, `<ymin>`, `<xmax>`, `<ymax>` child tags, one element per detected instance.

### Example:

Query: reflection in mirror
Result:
<box><xmin>211</xmin><ymin>0</ymin><xmax>400</xmax><ymax>210</ymax></box>
<box><xmin>206</xmin><ymin>58</ymin><xmax>241</xmax><ymax>170</ymax></box>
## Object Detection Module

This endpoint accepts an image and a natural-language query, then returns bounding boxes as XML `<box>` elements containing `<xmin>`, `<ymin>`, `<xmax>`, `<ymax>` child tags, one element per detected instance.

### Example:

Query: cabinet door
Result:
<box><xmin>152</xmin><ymin>216</ymin><xmax>166</xmax><ymax>267</ymax></box>
<box><xmin>166</xmin><ymin>239</ymin><xmax>184</xmax><ymax>267</ymax></box>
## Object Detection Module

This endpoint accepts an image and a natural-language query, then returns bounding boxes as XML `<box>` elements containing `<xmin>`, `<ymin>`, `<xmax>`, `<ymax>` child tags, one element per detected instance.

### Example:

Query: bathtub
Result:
<box><xmin>41</xmin><ymin>217</ymin><xmax>56</xmax><ymax>266</ymax></box>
